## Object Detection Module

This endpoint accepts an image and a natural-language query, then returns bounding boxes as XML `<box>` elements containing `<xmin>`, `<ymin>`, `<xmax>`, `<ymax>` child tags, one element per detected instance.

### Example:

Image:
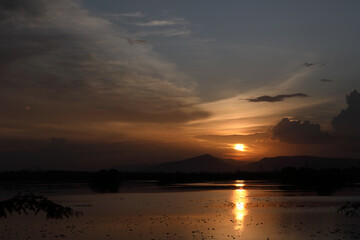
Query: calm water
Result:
<box><xmin>1</xmin><ymin>180</ymin><xmax>360</xmax><ymax>240</ymax></box>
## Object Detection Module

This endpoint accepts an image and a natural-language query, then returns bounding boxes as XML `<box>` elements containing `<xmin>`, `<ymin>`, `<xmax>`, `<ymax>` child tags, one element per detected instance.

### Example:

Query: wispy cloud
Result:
<box><xmin>126</xmin><ymin>37</ymin><xmax>147</xmax><ymax>45</ymax></box>
<box><xmin>118</xmin><ymin>11</ymin><xmax>145</xmax><ymax>18</ymax></box>
<box><xmin>195</xmin><ymin>133</ymin><xmax>267</xmax><ymax>144</ymax></box>
<box><xmin>137</xmin><ymin>28</ymin><xmax>191</xmax><ymax>37</ymax></box>
<box><xmin>246</xmin><ymin>93</ymin><xmax>308</xmax><ymax>102</ymax></box>
<box><xmin>303</xmin><ymin>59</ymin><xmax>329</xmax><ymax>67</ymax></box>
<box><xmin>320</xmin><ymin>78</ymin><xmax>333</xmax><ymax>82</ymax></box>
<box><xmin>135</xmin><ymin>18</ymin><xmax>189</xmax><ymax>27</ymax></box>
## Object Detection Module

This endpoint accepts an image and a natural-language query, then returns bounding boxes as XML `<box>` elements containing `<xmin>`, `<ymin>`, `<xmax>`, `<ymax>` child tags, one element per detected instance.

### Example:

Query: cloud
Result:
<box><xmin>332</xmin><ymin>89</ymin><xmax>360</xmax><ymax>138</ymax></box>
<box><xmin>303</xmin><ymin>59</ymin><xmax>328</xmax><ymax>67</ymax></box>
<box><xmin>135</xmin><ymin>18</ymin><xmax>188</xmax><ymax>27</ymax></box>
<box><xmin>0</xmin><ymin>0</ymin><xmax>210</xmax><ymax>129</ymax></box>
<box><xmin>0</xmin><ymin>0</ymin><xmax>44</xmax><ymax>15</ymax></box>
<box><xmin>246</xmin><ymin>93</ymin><xmax>308</xmax><ymax>102</ymax></box>
<box><xmin>320</xmin><ymin>78</ymin><xmax>332</xmax><ymax>82</ymax></box>
<box><xmin>195</xmin><ymin>133</ymin><xmax>267</xmax><ymax>144</ymax></box>
<box><xmin>272</xmin><ymin>118</ymin><xmax>331</xmax><ymax>144</ymax></box>
<box><xmin>126</xmin><ymin>37</ymin><xmax>147</xmax><ymax>45</ymax></box>
<box><xmin>118</xmin><ymin>11</ymin><xmax>144</xmax><ymax>18</ymax></box>
<box><xmin>133</xmin><ymin>17</ymin><xmax>191</xmax><ymax>37</ymax></box>
<box><xmin>137</xmin><ymin>28</ymin><xmax>191</xmax><ymax>37</ymax></box>
<box><xmin>303</xmin><ymin>62</ymin><xmax>315</xmax><ymax>67</ymax></box>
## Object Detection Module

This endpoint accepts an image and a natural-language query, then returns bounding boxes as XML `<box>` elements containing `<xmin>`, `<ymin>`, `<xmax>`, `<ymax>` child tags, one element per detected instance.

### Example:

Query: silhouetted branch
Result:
<box><xmin>0</xmin><ymin>193</ymin><xmax>82</xmax><ymax>219</ymax></box>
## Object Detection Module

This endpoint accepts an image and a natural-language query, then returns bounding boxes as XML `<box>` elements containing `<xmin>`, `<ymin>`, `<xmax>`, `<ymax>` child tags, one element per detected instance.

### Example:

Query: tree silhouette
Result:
<box><xmin>0</xmin><ymin>193</ymin><xmax>81</xmax><ymax>219</ymax></box>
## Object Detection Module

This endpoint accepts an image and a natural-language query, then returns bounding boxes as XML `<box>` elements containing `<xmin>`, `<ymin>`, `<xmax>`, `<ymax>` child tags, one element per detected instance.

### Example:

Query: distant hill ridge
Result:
<box><xmin>246</xmin><ymin>155</ymin><xmax>360</xmax><ymax>172</ymax></box>
<box><xmin>148</xmin><ymin>154</ymin><xmax>232</xmax><ymax>173</ymax></box>
<box><xmin>115</xmin><ymin>154</ymin><xmax>360</xmax><ymax>173</ymax></box>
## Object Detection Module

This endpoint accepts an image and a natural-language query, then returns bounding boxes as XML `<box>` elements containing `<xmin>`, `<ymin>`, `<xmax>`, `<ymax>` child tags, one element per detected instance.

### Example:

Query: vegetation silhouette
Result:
<box><xmin>278</xmin><ymin>167</ymin><xmax>347</xmax><ymax>195</ymax></box>
<box><xmin>338</xmin><ymin>202</ymin><xmax>360</xmax><ymax>217</ymax></box>
<box><xmin>88</xmin><ymin>169</ymin><xmax>122</xmax><ymax>193</ymax></box>
<box><xmin>0</xmin><ymin>192</ymin><xmax>82</xmax><ymax>219</ymax></box>
<box><xmin>1</xmin><ymin>166</ymin><xmax>360</xmax><ymax>195</ymax></box>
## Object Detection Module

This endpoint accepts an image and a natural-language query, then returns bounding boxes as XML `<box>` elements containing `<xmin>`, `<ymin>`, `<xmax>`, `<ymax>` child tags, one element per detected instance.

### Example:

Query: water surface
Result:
<box><xmin>1</xmin><ymin>180</ymin><xmax>360</xmax><ymax>240</ymax></box>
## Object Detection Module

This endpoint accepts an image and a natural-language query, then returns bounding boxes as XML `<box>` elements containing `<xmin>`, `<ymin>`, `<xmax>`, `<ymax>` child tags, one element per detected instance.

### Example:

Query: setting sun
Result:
<box><xmin>234</xmin><ymin>144</ymin><xmax>245</xmax><ymax>151</ymax></box>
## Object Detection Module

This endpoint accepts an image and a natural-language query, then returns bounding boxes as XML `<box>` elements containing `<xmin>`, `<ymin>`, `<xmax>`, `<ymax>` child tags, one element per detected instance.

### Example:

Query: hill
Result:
<box><xmin>149</xmin><ymin>154</ymin><xmax>233</xmax><ymax>173</ymax></box>
<box><xmin>244</xmin><ymin>155</ymin><xmax>360</xmax><ymax>172</ymax></box>
<box><xmin>115</xmin><ymin>154</ymin><xmax>235</xmax><ymax>173</ymax></box>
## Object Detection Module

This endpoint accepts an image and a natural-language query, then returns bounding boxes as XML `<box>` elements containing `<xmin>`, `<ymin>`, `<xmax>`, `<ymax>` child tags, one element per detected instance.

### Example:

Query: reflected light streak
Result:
<box><xmin>232</xmin><ymin>180</ymin><xmax>247</xmax><ymax>231</ymax></box>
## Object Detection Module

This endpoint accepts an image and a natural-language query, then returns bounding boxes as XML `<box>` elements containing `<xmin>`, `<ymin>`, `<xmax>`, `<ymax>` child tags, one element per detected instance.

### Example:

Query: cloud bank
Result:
<box><xmin>332</xmin><ymin>89</ymin><xmax>360</xmax><ymax>138</ymax></box>
<box><xmin>0</xmin><ymin>0</ymin><xmax>210</xmax><ymax>133</ymax></box>
<box><xmin>272</xmin><ymin>118</ymin><xmax>331</xmax><ymax>144</ymax></box>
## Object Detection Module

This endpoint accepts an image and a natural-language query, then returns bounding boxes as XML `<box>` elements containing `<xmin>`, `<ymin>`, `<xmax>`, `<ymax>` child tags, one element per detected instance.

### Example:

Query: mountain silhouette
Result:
<box><xmin>115</xmin><ymin>154</ymin><xmax>360</xmax><ymax>173</ymax></box>
<box><xmin>149</xmin><ymin>154</ymin><xmax>233</xmax><ymax>173</ymax></box>
<box><xmin>244</xmin><ymin>155</ymin><xmax>360</xmax><ymax>172</ymax></box>
<box><xmin>115</xmin><ymin>154</ymin><xmax>233</xmax><ymax>173</ymax></box>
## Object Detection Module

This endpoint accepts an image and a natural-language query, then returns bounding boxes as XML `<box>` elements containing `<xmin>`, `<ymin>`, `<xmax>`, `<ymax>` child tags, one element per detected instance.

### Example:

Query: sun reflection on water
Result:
<box><xmin>232</xmin><ymin>180</ymin><xmax>247</xmax><ymax>231</ymax></box>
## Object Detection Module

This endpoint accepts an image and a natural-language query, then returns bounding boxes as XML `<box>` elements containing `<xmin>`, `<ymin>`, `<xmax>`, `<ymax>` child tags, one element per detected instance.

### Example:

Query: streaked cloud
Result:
<box><xmin>126</xmin><ymin>37</ymin><xmax>147</xmax><ymax>45</ymax></box>
<box><xmin>118</xmin><ymin>11</ymin><xmax>144</xmax><ymax>18</ymax></box>
<box><xmin>195</xmin><ymin>132</ymin><xmax>267</xmax><ymax>144</ymax></box>
<box><xmin>320</xmin><ymin>78</ymin><xmax>333</xmax><ymax>82</ymax></box>
<box><xmin>135</xmin><ymin>18</ymin><xmax>189</xmax><ymax>27</ymax></box>
<box><xmin>137</xmin><ymin>28</ymin><xmax>191</xmax><ymax>37</ymax></box>
<box><xmin>246</xmin><ymin>93</ymin><xmax>308</xmax><ymax>102</ymax></box>
<box><xmin>303</xmin><ymin>59</ymin><xmax>329</xmax><ymax>67</ymax></box>
<box><xmin>304</xmin><ymin>62</ymin><xmax>315</xmax><ymax>67</ymax></box>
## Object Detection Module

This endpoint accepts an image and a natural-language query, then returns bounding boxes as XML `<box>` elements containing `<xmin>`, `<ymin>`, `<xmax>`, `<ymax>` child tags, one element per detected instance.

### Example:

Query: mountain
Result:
<box><xmin>115</xmin><ymin>154</ymin><xmax>234</xmax><ymax>173</ymax></box>
<box><xmin>149</xmin><ymin>154</ymin><xmax>233</xmax><ymax>173</ymax></box>
<box><xmin>114</xmin><ymin>154</ymin><xmax>360</xmax><ymax>173</ymax></box>
<box><xmin>244</xmin><ymin>155</ymin><xmax>360</xmax><ymax>172</ymax></box>
<box><xmin>222</xmin><ymin>158</ymin><xmax>252</xmax><ymax>170</ymax></box>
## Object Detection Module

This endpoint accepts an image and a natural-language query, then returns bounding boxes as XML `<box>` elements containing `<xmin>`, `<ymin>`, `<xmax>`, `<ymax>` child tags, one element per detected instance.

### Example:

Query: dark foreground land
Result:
<box><xmin>1</xmin><ymin>169</ymin><xmax>360</xmax><ymax>240</ymax></box>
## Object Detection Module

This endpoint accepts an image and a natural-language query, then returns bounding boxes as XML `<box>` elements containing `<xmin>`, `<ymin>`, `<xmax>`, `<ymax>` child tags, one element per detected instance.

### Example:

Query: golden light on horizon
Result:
<box><xmin>234</xmin><ymin>144</ymin><xmax>245</xmax><ymax>151</ymax></box>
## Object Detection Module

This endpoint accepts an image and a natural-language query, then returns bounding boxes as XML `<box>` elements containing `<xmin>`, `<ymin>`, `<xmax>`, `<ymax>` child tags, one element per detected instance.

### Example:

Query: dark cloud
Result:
<box><xmin>332</xmin><ymin>89</ymin><xmax>360</xmax><ymax>138</ymax></box>
<box><xmin>0</xmin><ymin>0</ymin><xmax>44</xmax><ymax>16</ymax></box>
<box><xmin>320</xmin><ymin>79</ymin><xmax>333</xmax><ymax>82</ymax></box>
<box><xmin>304</xmin><ymin>62</ymin><xmax>315</xmax><ymax>67</ymax></box>
<box><xmin>303</xmin><ymin>59</ymin><xmax>328</xmax><ymax>67</ymax></box>
<box><xmin>195</xmin><ymin>133</ymin><xmax>267</xmax><ymax>144</ymax></box>
<box><xmin>126</xmin><ymin>38</ymin><xmax>147</xmax><ymax>45</ymax></box>
<box><xmin>272</xmin><ymin>118</ymin><xmax>331</xmax><ymax>144</ymax></box>
<box><xmin>246</xmin><ymin>93</ymin><xmax>308</xmax><ymax>102</ymax></box>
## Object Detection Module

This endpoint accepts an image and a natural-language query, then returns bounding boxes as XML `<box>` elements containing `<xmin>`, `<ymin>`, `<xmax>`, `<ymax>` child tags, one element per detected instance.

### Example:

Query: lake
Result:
<box><xmin>1</xmin><ymin>180</ymin><xmax>360</xmax><ymax>240</ymax></box>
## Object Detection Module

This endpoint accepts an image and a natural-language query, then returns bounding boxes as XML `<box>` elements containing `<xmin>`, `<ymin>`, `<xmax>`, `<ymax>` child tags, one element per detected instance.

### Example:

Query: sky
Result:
<box><xmin>1</xmin><ymin>0</ymin><xmax>360</xmax><ymax>170</ymax></box>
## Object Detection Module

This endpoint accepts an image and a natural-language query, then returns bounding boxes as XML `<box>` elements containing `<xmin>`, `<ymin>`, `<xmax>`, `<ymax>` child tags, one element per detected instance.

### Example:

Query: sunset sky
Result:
<box><xmin>1</xmin><ymin>0</ymin><xmax>360</xmax><ymax>170</ymax></box>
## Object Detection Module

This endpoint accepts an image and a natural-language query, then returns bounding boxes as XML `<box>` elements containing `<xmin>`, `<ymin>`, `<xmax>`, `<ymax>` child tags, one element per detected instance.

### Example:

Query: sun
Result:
<box><xmin>234</xmin><ymin>144</ymin><xmax>245</xmax><ymax>151</ymax></box>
